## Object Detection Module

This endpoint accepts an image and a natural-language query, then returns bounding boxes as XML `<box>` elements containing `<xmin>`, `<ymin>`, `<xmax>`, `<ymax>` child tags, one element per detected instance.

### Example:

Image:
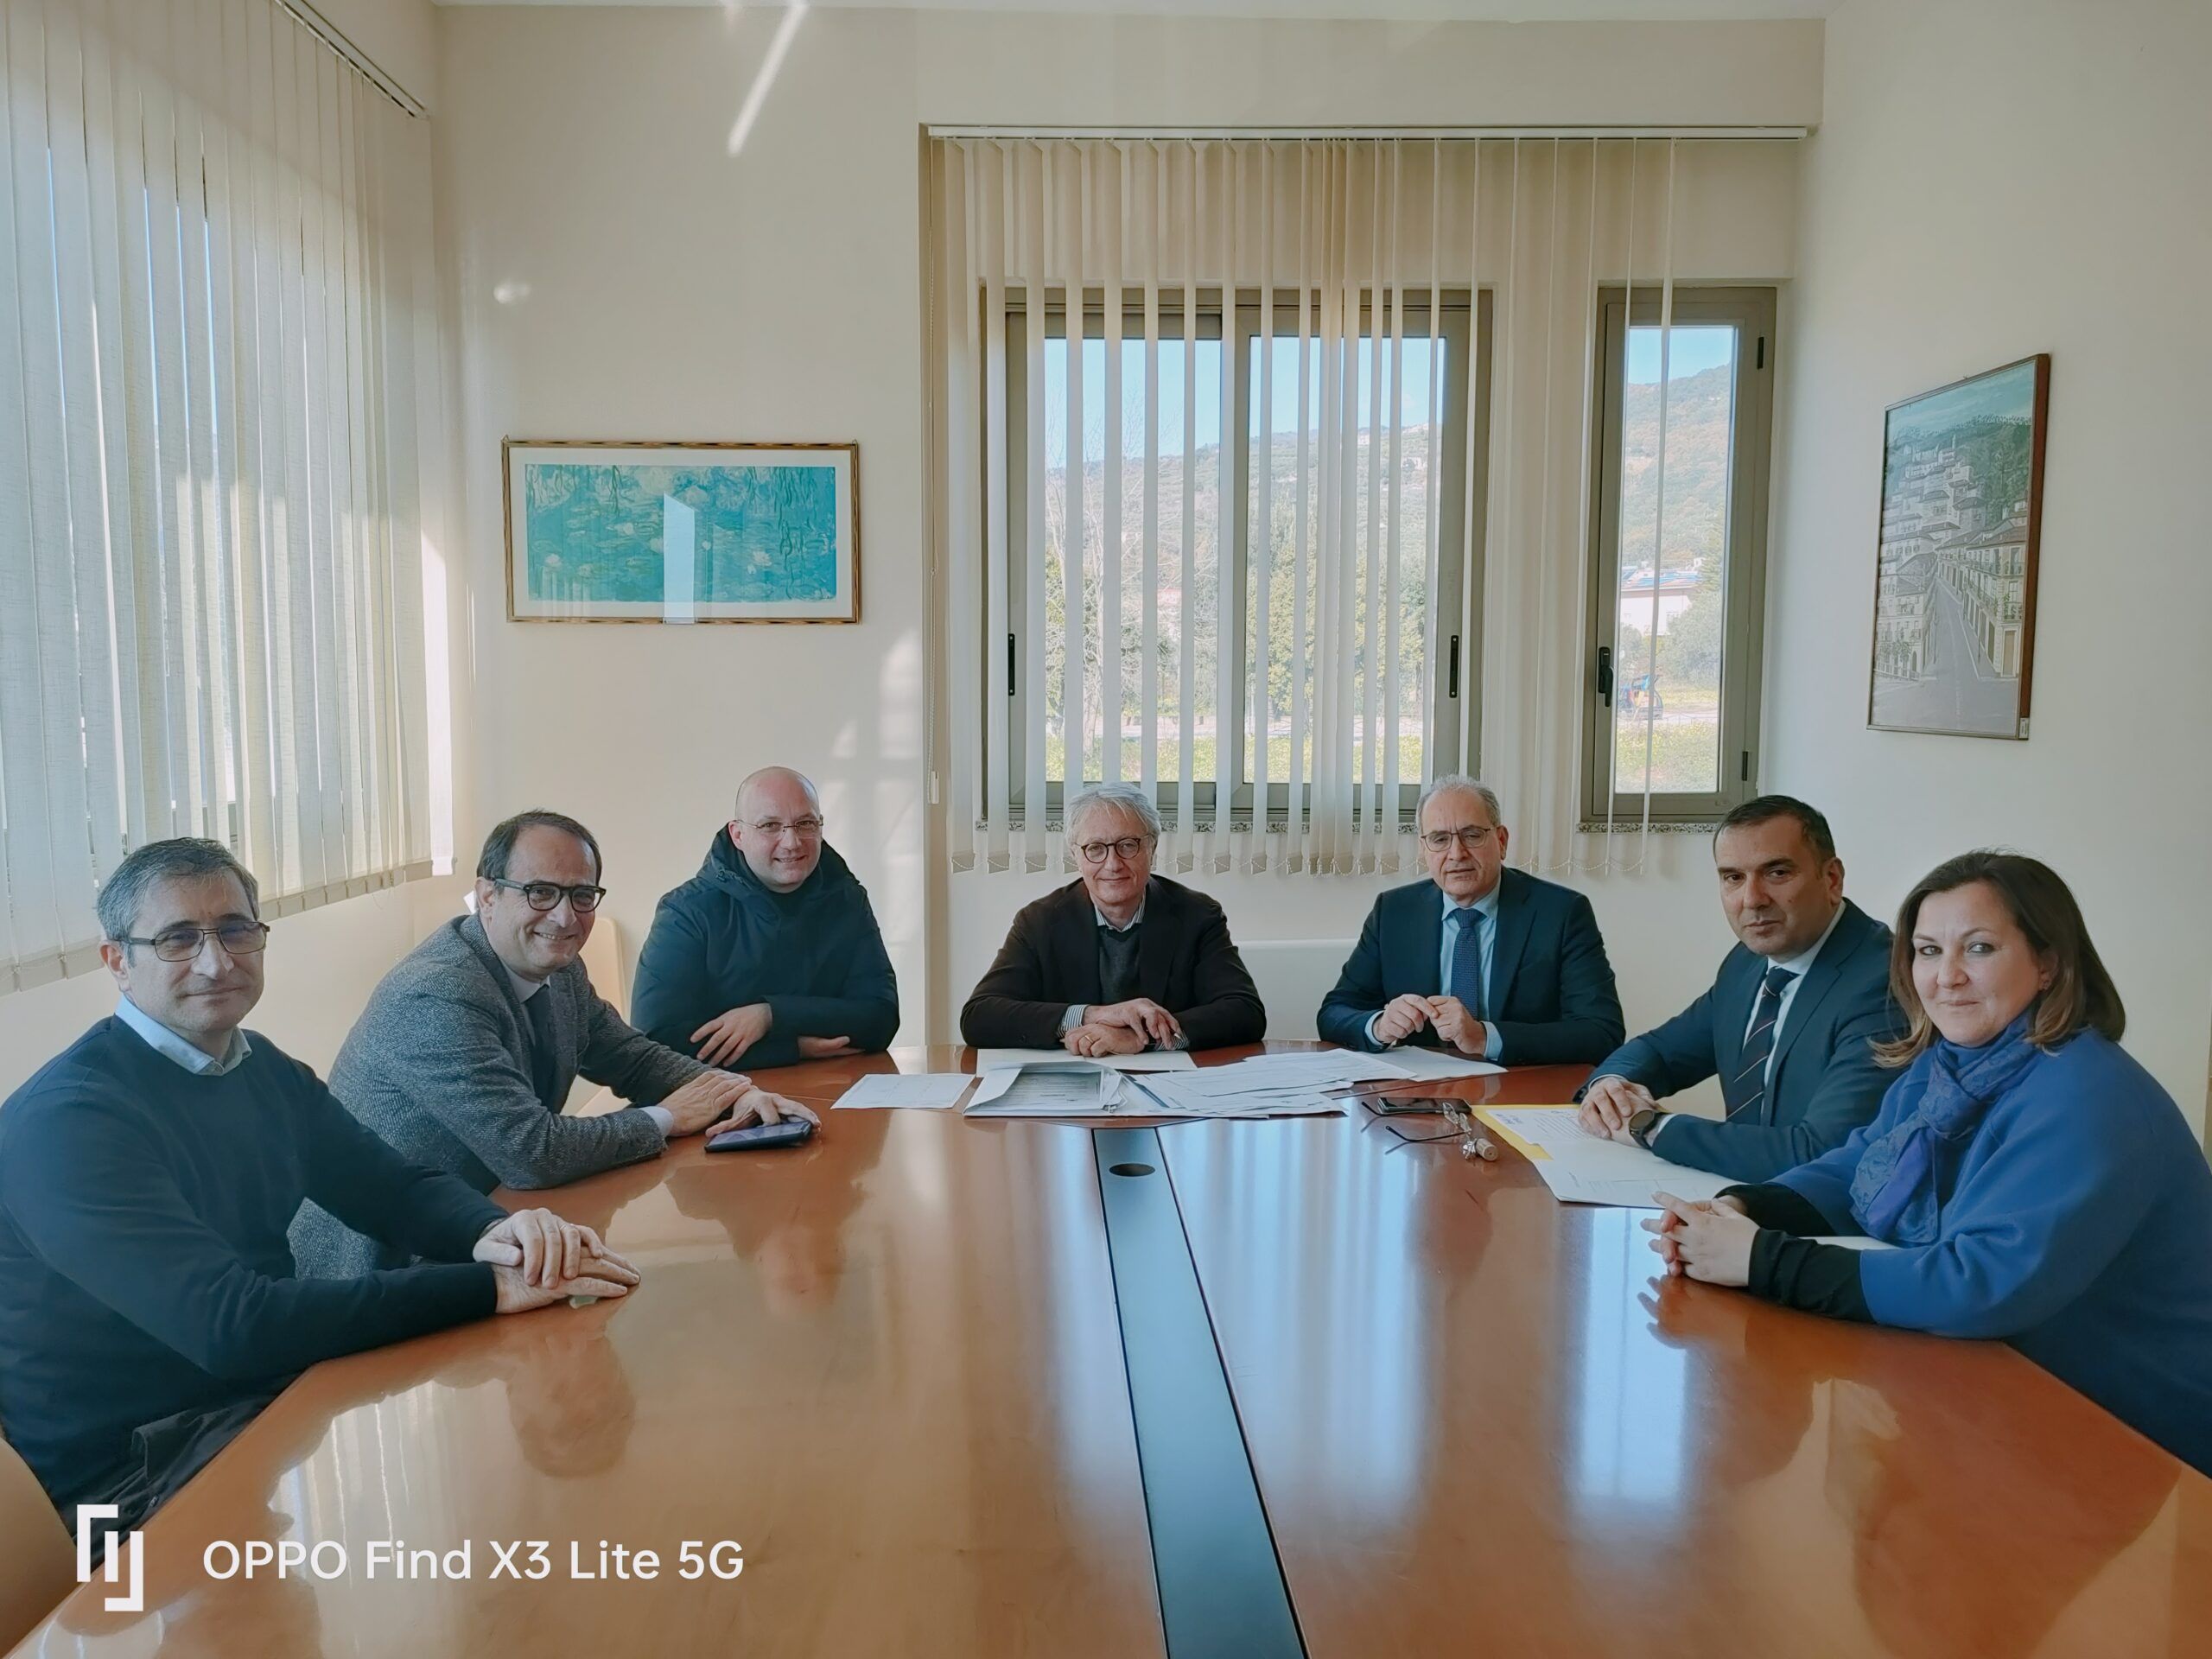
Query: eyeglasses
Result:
<box><xmin>1075</xmin><ymin>836</ymin><xmax>1154</xmax><ymax>866</ymax></box>
<box><xmin>1389</xmin><ymin>1100</ymin><xmax>1500</xmax><ymax>1161</ymax></box>
<box><xmin>1421</xmin><ymin>826</ymin><xmax>1496</xmax><ymax>853</ymax></box>
<box><xmin>489</xmin><ymin>879</ymin><xmax>606</xmax><ymax>913</ymax></box>
<box><xmin>123</xmin><ymin>921</ymin><xmax>271</xmax><ymax>963</ymax></box>
<box><xmin>747</xmin><ymin>817</ymin><xmax>824</xmax><ymax>840</ymax></box>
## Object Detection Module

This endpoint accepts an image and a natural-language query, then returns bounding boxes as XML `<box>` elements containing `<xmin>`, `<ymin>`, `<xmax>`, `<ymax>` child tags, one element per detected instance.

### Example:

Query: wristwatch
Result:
<box><xmin>1626</xmin><ymin>1106</ymin><xmax>1662</xmax><ymax>1148</ymax></box>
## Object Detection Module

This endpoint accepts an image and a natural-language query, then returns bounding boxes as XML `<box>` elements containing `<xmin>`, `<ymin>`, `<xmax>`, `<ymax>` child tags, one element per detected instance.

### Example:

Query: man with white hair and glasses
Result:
<box><xmin>1319</xmin><ymin>775</ymin><xmax>1626</xmax><ymax>1065</ymax></box>
<box><xmin>960</xmin><ymin>784</ymin><xmax>1265</xmax><ymax>1054</ymax></box>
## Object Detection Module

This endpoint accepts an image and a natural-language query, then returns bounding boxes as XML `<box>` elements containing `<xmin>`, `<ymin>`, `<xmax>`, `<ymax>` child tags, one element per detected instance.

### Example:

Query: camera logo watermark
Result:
<box><xmin>75</xmin><ymin>1505</ymin><xmax>144</xmax><ymax>1613</ymax></box>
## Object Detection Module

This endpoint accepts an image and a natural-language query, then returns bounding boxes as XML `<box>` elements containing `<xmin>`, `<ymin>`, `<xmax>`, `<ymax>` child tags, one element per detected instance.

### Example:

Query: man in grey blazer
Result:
<box><xmin>293</xmin><ymin>810</ymin><xmax>815</xmax><ymax>1277</ymax></box>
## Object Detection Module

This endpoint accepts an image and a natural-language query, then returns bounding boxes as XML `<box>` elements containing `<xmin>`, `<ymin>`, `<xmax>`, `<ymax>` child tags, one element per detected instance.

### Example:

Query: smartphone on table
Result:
<box><xmin>706</xmin><ymin>1119</ymin><xmax>816</xmax><ymax>1153</ymax></box>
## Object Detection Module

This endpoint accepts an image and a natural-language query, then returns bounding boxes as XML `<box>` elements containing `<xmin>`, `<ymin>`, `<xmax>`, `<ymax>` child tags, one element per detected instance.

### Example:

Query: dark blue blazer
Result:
<box><xmin>1316</xmin><ymin>868</ymin><xmax>1625</xmax><ymax>1065</ymax></box>
<box><xmin>1586</xmin><ymin>898</ymin><xmax>1904</xmax><ymax>1183</ymax></box>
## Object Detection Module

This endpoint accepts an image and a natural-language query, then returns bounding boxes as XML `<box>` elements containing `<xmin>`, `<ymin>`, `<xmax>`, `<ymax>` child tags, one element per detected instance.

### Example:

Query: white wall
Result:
<box><xmin>0</xmin><ymin>878</ymin><xmax>468</xmax><ymax>1099</ymax></box>
<box><xmin>435</xmin><ymin>5</ymin><xmax>1821</xmax><ymax>1055</ymax></box>
<box><xmin>315</xmin><ymin>0</ymin><xmax>441</xmax><ymax>109</ymax></box>
<box><xmin>1768</xmin><ymin>0</ymin><xmax>2212</xmax><ymax>1128</ymax></box>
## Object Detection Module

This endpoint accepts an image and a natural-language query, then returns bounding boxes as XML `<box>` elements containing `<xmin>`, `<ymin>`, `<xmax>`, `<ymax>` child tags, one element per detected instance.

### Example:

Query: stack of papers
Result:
<box><xmin>1371</xmin><ymin>1046</ymin><xmax>1507</xmax><ymax>1082</ymax></box>
<box><xmin>1474</xmin><ymin>1106</ymin><xmax>1735</xmax><ymax>1208</ymax></box>
<box><xmin>972</xmin><ymin>1047</ymin><xmax>1197</xmax><ymax>1073</ymax></box>
<box><xmin>965</xmin><ymin>1063</ymin><xmax>1129</xmax><ymax>1116</ymax></box>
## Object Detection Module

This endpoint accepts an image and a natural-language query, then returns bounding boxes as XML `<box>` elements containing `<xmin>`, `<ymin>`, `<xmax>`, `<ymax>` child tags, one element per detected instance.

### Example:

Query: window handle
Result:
<box><xmin>1596</xmin><ymin>644</ymin><xmax>1613</xmax><ymax>706</ymax></box>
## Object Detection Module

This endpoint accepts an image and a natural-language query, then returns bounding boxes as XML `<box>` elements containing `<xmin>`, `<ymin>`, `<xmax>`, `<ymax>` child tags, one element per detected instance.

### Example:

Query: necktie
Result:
<box><xmin>1726</xmin><ymin>965</ymin><xmax>1799</xmax><ymax>1122</ymax></box>
<box><xmin>522</xmin><ymin>987</ymin><xmax>563</xmax><ymax>1112</ymax></box>
<box><xmin>1447</xmin><ymin>908</ymin><xmax>1486</xmax><ymax>1022</ymax></box>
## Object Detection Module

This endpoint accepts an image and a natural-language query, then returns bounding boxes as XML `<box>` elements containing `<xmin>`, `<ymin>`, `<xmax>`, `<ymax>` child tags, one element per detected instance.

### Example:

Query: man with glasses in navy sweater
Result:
<box><xmin>0</xmin><ymin>838</ymin><xmax>639</xmax><ymax>1534</ymax></box>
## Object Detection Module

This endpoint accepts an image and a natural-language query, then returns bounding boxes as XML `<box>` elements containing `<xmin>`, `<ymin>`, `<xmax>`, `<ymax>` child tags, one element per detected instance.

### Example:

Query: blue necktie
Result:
<box><xmin>1726</xmin><ymin>965</ymin><xmax>1799</xmax><ymax>1122</ymax></box>
<box><xmin>1447</xmin><ymin>908</ymin><xmax>1487</xmax><ymax>1022</ymax></box>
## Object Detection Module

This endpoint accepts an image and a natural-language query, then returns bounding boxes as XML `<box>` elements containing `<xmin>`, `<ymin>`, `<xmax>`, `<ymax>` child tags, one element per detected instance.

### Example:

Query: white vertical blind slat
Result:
<box><xmin>0</xmin><ymin>0</ymin><xmax>439</xmax><ymax>991</ymax></box>
<box><xmin>1249</xmin><ymin>139</ymin><xmax>1274</xmax><ymax>872</ymax></box>
<box><xmin>1208</xmin><ymin>139</ymin><xmax>1235</xmax><ymax>871</ymax></box>
<box><xmin>1174</xmin><ymin>141</ymin><xmax>1196</xmax><ymax>868</ymax></box>
<box><xmin>1021</xmin><ymin>142</ymin><xmax>1049</xmax><ymax>870</ymax></box>
<box><xmin>1099</xmin><ymin>142</ymin><xmax>1122</xmax><ymax>788</ymax></box>
<box><xmin>1138</xmin><ymin>142</ymin><xmax>1160</xmax><ymax>810</ymax></box>
<box><xmin>981</xmin><ymin>143</ymin><xmax>1010</xmax><ymax>869</ymax></box>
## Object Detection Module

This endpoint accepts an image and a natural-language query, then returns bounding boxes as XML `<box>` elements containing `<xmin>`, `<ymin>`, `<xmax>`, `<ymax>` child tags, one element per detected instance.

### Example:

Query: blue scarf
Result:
<box><xmin>1848</xmin><ymin>1010</ymin><xmax>2042</xmax><ymax>1245</ymax></box>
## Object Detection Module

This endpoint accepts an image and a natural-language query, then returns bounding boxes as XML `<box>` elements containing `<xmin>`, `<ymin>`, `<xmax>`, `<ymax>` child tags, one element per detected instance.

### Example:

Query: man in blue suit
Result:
<box><xmin>1577</xmin><ymin>795</ymin><xmax>1903</xmax><ymax>1183</ymax></box>
<box><xmin>1318</xmin><ymin>777</ymin><xmax>1625</xmax><ymax>1065</ymax></box>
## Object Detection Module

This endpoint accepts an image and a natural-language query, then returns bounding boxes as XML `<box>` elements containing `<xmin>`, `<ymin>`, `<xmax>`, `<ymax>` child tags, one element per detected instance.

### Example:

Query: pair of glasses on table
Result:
<box><xmin>1365</xmin><ymin>1095</ymin><xmax>1500</xmax><ymax>1161</ymax></box>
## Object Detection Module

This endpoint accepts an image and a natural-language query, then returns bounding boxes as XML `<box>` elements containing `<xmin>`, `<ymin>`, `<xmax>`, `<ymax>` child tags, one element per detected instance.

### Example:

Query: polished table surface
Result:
<box><xmin>16</xmin><ymin>1045</ymin><xmax>2211</xmax><ymax>1656</ymax></box>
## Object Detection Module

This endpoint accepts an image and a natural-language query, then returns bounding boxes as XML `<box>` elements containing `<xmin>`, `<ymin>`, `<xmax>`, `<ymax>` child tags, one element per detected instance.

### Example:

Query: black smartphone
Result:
<box><xmin>706</xmin><ymin>1118</ymin><xmax>817</xmax><ymax>1153</ymax></box>
<box><xmin>1364</xmin><ymin>1096</ymin><xmax>1459</xmax><ymax>1116</ymax></box>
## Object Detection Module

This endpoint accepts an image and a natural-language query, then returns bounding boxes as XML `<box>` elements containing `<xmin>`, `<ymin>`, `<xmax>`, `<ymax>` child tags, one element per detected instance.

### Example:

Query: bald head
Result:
<box><xmin>728</xmin><ymin>767</ymin><xmax>826</xmax><ymax>892</ymax></box>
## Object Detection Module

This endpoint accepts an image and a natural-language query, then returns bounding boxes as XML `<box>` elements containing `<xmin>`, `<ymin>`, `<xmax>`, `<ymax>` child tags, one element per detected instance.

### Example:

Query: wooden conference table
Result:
<box><xmin>15</xmin><ymin>1046</ymin><xmax>2211</xmax><ymax>1658</ymax></box>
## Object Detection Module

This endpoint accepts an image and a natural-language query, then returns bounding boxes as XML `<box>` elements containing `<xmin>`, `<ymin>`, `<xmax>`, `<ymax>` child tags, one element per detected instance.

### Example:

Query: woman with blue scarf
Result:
<box><xmin>1646</xmin><ymin>850</ymin><xmax>2212</xmax><ymax>1476</ymax></box>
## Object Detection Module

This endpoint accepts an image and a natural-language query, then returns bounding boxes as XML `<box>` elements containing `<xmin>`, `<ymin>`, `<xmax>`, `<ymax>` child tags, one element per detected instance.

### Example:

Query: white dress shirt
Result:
<box><xmin>114</xmin><ymin>995</ymin><xmax>252</xmax><ymax>1075</ymax></box>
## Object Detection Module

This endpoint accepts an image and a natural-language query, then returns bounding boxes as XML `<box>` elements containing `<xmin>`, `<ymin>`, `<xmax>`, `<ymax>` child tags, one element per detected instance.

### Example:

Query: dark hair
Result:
<box><xmin>1875</xmin><ymin>849</ymin><xmax>2125</xmax><ymax>1066</ymax></box>
<box><xmin>477</xmin><ymin>810</ymin><xmax>603</xmax><ymax>884</ymax></box>
<box><xmin>97</xmin><ymin>838</ymin><xmax>261</xmax><ymax>945</ymax></box>
<box><xmin>1714</xmin><ymin>794</ymin><xmax>1836</xmax><ymax>864</ymax></box>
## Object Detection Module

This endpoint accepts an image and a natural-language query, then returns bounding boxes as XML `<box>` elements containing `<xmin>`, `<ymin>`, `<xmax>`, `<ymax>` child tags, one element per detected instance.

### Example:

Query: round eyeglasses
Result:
<box><xmin>489</xmin><ymin>879</ymin><xmax>606</xmax><ymax>913</ymax></box>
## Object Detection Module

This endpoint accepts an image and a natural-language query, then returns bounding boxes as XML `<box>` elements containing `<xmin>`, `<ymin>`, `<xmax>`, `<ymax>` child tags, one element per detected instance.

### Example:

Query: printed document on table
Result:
<box><xmin>1123</xmin><ymin>1072</ymin><xmax>1343</xmax><ymax>1118</ymax></box>
<box><xmin>966</xmin><ymin>1064</ymin><xmax>1122</xmax><ymax>1116</ymax></box>
<box><xmin>832</xmin><ymin>1073</ymin><xmax>975</xmax><ymax>1110</ymax></box>
<box><xmin>1370</xmin><ymin>1047</ymin><xmax>1507</xmax><ymax>1082</ymax></box>
<box><xmin>1156</xmin><ymin>1050</ymin><xmax>1411</xmax><ymax>1099</ymax></box>
<box><xmin>1478</xmin><ymin>1106</ymin><xmax>1733</xmax><ymax>1207</ymax></box>
<box><xmin>973</xmin><ymin>1047</ymin><xmax>1197</xmax><ymax>1073</ymax></box>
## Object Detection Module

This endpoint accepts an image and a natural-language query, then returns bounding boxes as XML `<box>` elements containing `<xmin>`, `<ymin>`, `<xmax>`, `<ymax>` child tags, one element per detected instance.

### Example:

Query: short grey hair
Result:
<box><xmin>1416</xmin><ymin>773</ymin><xmax>1504</xmax><ymax>830</ymax></box>
<box><xmin>1065</xmin><ymin>782</ymin><xmax>1163</xmax><ymax>843</ymax></box>
<box><xmin>98</xmin><ymin>837</ymin><xmax>261</xmax><ymax>945</ymax></box>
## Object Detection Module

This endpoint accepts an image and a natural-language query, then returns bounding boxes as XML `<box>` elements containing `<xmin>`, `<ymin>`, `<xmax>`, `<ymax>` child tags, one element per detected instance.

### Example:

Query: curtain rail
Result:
<box><xmin>277</xmin><ymin>0</ymin><xmax>425</xmax><ymax>118</ymax></box>
<box><xmin>925</xmin><ymin>124</ymin><xmax>1807</xmax><ymax>142</ymax></box>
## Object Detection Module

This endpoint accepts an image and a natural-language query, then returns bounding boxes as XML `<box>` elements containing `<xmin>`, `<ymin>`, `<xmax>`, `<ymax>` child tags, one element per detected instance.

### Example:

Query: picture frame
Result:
<box><xmin>1866</xmin><ymin>356</ymin><xmax>2049</xmax><ymax>739</ymax></box>
<box><xmin>503</xmin><ymin>439</ymin><xmax>861</xmax><ymax>624</ymax></box>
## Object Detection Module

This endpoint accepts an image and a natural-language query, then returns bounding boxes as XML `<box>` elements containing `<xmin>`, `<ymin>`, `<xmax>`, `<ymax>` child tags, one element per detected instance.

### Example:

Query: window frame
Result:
<box><xmin>997</xmin><ymin>286</ymin><xmax>1491</xmax><ymax>825</ymax></box>
<box><xmin>1581</xmin><ymin>285</ymin><xmax>1777</xmax><ymax>827</ymax></box>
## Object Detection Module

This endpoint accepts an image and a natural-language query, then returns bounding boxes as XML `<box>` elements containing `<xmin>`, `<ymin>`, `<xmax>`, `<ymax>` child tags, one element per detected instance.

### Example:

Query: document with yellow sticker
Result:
<box><xmin>1475</xmin><ymin>1106</ymin><xmax>1734</xmax><ymax>1207</ymax></box>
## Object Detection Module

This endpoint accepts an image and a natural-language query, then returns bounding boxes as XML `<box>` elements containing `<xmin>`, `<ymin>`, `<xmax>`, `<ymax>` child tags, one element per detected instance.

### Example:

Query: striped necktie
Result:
<box><xmin>1447</xmin><ymin>908</ymin><xmax>1486</xmax><ymax>1022</ymax></box>
<box><xmin>1726</xmin><ymin>965</ymin><xmax>1799</xmax><ymax>1122</ymax></box>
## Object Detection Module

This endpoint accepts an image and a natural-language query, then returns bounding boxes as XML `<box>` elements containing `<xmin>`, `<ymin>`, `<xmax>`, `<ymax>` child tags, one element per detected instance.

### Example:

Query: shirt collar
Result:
<box><xmin>1440</xmin><ymin>882</ymin><xmax>1502</xmax><ymax>925</ymax></box>
<box><xmin>1094</xmin><ymin>898</ymin><xmax>1147</xmax><ymax>933</ymax></box>
<box><xmin>502</xmin><ymin>960</ymin><xmax>550</xmax><ymax>1004</ymax></box>
<box><xmin>114</xmin><ymin>995</ymin><xmax>252</xmax><ymax>1077</ymax></box>
<box><xmin>1769</xmin><ymin>901</ymin><xmax>1848</xmax><ymax>978</ymax></box>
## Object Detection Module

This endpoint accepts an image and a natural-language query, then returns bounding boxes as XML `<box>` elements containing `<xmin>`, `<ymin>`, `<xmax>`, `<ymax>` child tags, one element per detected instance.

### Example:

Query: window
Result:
<box><xmin>1583</xmin><ymin>287</ymin><xmax>1776</xmax><ymax>824</ymax></box>
<box><xmin>0</xmin><ymin>0</ymin><xmax>435</xmax><ymax>991</ymax></box>
<box><xmin>1001</xmin><ymin>288</ymin><xmax>1488</xmax><ymax>822</ymax></box>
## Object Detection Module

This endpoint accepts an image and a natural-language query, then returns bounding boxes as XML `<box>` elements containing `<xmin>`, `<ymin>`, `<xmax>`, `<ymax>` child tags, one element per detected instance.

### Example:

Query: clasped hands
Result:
<box><xmin>1643</xmin><ymin>1192</ymin><xmax>1758</xmax><ymax>1287</ymax></box>
<box><xmin>1372</xmin><ymin>993</ymin><xmax>1488</xmax><ymax>1055</ymax></box>
<box><xmin>1576</xmin><ymin>1075</ymin><xmax>1656</xmax><ymax>1146</ymax></box>
<box><xmin>475</xmin><ymin>1208</ymin><xmax>640</xmax><ymax>1313</ymax></box>
<box><xmin>1063</xmin><ymin>997</ymin><xmax>1182</xmax><ymax>1057</ymax></box>
<box><xmin>657</xmin><ymin>1068</ymin><xmax>820</xmax><ymax>1138</ymax></box>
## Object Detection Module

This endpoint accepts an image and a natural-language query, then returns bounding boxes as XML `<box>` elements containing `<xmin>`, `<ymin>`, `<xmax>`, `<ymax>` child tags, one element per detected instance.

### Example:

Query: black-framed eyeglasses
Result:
<box><xmin>123</xmin><ymin>921</ymin><xmax>271</xmax><ymax>963</ymax></box>
<box><xmin>1075</xmin><ymin>836</ymin><xmax>1154</xmax><ymax>866</ymax></box>
<box><xmin>490</xmin><ymin>879</ymin><xmax>606</xmax><ymax>913</ymax></box>
<box><xmin>1421</xmin><ymin>826</ymin><xmax>1496</xmax><ymax>852</ymax></box>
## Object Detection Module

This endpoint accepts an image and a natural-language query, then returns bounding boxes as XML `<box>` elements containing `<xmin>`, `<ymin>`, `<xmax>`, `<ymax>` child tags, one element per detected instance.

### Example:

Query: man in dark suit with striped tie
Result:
<box><xmin>1575</xmin><ymin>796</ymin><xmax>1903</xmax><ymax>1184</ymax></box>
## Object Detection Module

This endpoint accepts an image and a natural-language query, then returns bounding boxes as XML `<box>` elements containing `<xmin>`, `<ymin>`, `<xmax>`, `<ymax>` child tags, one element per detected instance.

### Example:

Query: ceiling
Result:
<box><xmin>431</xmin><ymin>1</ymin><xmax>1837</xmax><ymax>19</ymax></box>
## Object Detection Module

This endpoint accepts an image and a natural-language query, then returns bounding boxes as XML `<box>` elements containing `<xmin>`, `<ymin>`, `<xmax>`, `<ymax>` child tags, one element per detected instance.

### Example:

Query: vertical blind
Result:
<box><xmin>0</xmin><ymin>0</ymin><xmax>435</xmax><ymax>992</ymax></box>
<box><xmin>926</xmin><ymin>134</ymin><xmax>1795</xmax><ymax>880</ymax></box>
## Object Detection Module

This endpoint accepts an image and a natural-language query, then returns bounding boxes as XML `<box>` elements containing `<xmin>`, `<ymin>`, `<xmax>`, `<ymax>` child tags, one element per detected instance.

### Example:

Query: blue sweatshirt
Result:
<box><xmin>1774</xmin><ymin>1030</ymin><xmax>2212</xmax><ymax>1474</ymax></box>
<box><xmin>0</xmin><ymin>1020</ymin><xmax>505</xmax><ymax>1516</ymax></box>
<box><xmin>631</xmin><ymin>833</ymin><xmax>899</xmax><ymax>1069</ymax></box>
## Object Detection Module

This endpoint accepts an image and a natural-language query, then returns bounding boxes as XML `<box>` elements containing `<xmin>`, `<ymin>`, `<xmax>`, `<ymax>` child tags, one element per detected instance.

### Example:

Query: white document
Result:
<box><xmin>1123</xmin><ymin>1072</ymin><xmax>1344</xmax><ymax>1119</ymax></box>
<box><xmin>1810</xmin><ymin>1235</ymin><xmax>1897</xmax><ymax>1252</ymax></box>
<box><xmin>1481</xmin><ymin>1107</ymin><xmax>1734</xmax><ymax>1208</ymax></box>
<box><xmin>965</xmin><ymin>1064</ymin><xmax>1122</xmax><ymax>1116</ymax></box>
<box><xmin>1372</xmin><ymin>1046</ymin><xmax>1507</xmax><ymax>1082</ymax></box>
<box><xmin>973</xmin><ymin>1047</ymin><xmax>1197</xmax><ymax>1073</ymax></box>
<box><xmin>1151</xmin><ymin>1049</ymin><xmax>1412</xmax><ymax>1099</ymax></box>
<box><xmin>832</xmin><ymin>1073</ymin><xmax>974</xmax><ymax>1110</ymax></box>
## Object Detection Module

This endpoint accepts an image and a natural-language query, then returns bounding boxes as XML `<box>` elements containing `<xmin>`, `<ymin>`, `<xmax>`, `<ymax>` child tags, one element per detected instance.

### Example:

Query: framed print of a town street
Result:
<box><xmin>1868</xmin><ymin>355</ymin><xmax>2050</xmax><ymax>739</ymax></box>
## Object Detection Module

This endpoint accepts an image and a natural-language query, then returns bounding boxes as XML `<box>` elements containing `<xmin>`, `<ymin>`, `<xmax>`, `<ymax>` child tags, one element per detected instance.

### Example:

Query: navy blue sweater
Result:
<box><xmin>1768</xmin><ymin>1030</ymin><xmax>2212</xmax><ymax>1476</ymax></box>
<box><xmin>0</xmin><ymin>1020</ymin><xmax>504</xmax><ymax>1515</ymax></box>
<box><xmin>631</xmin><ymin>834</ymin><xmax>899</xmax><ymax>1069</ymax></box>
